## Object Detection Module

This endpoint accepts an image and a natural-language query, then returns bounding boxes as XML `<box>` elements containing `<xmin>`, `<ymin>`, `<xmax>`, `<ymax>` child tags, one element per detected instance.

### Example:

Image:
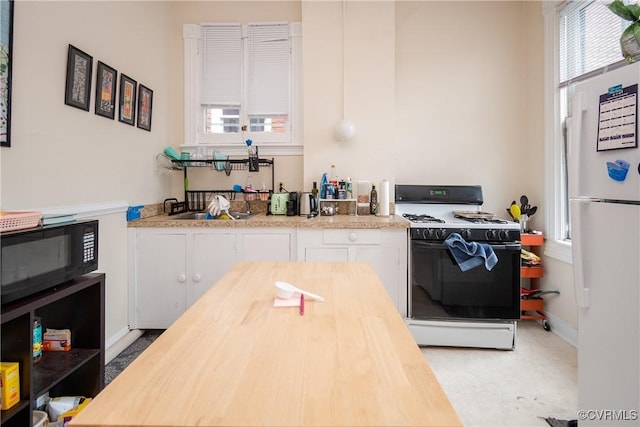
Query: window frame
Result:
<box><xmin>182</xmin><ymin>22</ymin><xmax>303</xmax><ymax>156</ymax></box>
<box><xmin>543</xmin><ymin>1</ymin><xmax>627</xmax><ymax>264</ymax></box>
<box><xmin>544</xmin><ymin>1</ymin><xmax>573</xmax><ymax>264</ymax></box>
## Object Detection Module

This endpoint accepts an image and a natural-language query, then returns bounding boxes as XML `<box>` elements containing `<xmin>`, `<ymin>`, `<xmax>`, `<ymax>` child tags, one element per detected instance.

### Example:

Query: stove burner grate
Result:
<box><xmin>458</xmin><ymin>217</ymin><xmax>509</xmax><ymax>225</ymax></box>
<box><xmin>402</xmin><ymin>213</ymin><xmax>445</xmax><ymax>223</ymax></box>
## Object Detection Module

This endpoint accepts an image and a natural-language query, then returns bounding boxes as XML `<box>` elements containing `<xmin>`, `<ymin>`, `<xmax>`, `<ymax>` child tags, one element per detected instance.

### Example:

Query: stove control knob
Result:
<box><xmin>485</xmin><ymin>229</ymin><xmax>498</xmax><ymax>240</ymax></box>
<box><xmin>436</xmin><ymin>229</ymin><xmax>447</xmax><ymax>239</ymax></box>
<box><xmin>498</xmin><ymin>230</ymin><xmax>511</xmax><ymax>241</ymax></box>
<box><xmin>461</xmin><ymin>229</ymin><xmax>472</xmax><ymax>240</ymax></box>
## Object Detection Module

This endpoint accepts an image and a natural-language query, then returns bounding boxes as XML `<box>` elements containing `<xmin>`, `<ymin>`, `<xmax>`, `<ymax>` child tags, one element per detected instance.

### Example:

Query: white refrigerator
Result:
<box><xmin>569</xmin><ymin>62</ymin><xmax>640</xmax><ymax>425</ymax></box>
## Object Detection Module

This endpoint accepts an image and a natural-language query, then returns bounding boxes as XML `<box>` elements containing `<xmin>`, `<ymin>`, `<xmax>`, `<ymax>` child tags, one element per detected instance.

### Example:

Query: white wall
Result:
<box><xmin>302</xmin><ymin>0</ymin><xmax>396</xmax><ymax>191</ymax></box>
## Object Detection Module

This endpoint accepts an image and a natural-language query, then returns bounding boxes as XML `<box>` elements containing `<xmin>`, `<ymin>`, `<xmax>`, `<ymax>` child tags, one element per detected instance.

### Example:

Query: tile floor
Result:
<box><xmin>423</xmin><ymin>321</ymin><xmax>578</xmax><ymax>427</ymax></box>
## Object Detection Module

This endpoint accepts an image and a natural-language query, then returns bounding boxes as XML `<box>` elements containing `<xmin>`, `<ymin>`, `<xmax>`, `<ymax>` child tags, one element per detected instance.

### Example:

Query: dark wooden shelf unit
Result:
<box><xmin>1</xmin><ymin>273</ymin><xmax>105</xmax><ymax>427</ymax></box>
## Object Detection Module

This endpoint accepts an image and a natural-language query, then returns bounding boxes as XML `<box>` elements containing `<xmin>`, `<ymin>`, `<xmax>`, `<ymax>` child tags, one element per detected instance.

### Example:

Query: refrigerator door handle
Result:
<box><xmin>570</xmin><ymin>198</ymin><xmax>592</xmax><ymax>308</ymax></box>
<box><xmin>568</xmin><ymin>90</ymin><xmax>588</xmax><ymax>200</ymax></box>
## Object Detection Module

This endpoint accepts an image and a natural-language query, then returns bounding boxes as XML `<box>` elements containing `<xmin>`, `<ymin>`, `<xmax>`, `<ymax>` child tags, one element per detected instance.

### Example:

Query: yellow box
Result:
<box><xmin>0</xmin><ymin>362</ymin><xmax>20</xmax><ymax>410</ymax></box>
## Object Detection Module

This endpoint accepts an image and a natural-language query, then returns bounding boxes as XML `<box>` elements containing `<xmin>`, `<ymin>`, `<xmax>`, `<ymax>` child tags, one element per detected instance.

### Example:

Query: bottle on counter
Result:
<box><xmin>370</xmin><ymin>184</ymin><xmax>378</xmax><ymax>215</ymax></box>
<box><xmin>311</xmin><ymin>182</ymin><xmax>319</xmax><ymax>198</ymax></box>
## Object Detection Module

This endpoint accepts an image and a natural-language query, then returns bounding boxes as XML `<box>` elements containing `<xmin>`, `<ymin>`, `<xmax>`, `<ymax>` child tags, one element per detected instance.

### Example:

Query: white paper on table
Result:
<box><xmin>273</xmin><ymin>297</ymin><xmax>301</xmax><ymax>308</ymax></box>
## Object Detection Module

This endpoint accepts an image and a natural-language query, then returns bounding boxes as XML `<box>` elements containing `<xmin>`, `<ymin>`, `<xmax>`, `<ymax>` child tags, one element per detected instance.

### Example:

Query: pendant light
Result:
<box><xmin>334</xmin><ymin>0</ymin><xmax>356</xmax><ymax>142</ymax></box>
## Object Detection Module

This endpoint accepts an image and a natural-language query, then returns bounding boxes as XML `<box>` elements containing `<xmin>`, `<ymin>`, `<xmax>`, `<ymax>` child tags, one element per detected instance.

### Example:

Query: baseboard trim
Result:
<box><xmin>105</xmin><ymin>328</ymin><xmax>144</xmax><ymax>364</ymax></box>
<box><xmin>544</xmin><ymin>312</ymin><xmax>578</xmax><ymax>348</ymax></box>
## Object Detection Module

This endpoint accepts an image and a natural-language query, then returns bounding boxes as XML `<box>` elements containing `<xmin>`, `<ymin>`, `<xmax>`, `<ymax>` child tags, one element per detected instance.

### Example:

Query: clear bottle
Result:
<box><xmin>33</xmin><ymin>316</ymin><xmax>43</xmax><ymax>364</ymax></box>
<box><xmin>370</xmin><ymin>184</ymin><xmax>378</xmax><ymax>215</ymax></box>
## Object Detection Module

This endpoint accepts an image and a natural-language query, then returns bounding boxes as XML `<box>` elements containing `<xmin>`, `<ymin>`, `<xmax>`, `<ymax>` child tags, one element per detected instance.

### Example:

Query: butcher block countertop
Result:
<box><xmin>71</xmin><ymin>262</ymin><xmax>460</xmax><ymax>427</ymax></box>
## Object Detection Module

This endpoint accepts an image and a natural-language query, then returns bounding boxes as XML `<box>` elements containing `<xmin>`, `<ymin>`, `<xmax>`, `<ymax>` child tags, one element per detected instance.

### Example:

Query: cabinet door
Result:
<box><xmin>303</xmin><ymin>247</ymin><xmax>349</xmax><ymax>261</ymax></box>
<box><xmin>356</xmin><ymin>246</ymin><xmax>400</xmax><ymax>310</ymax></box>
<box><xmin>191</xmin><ymin>233</ymin><xmax>238</xmax><ymax>303</ymax></box>
<box><xmin>242</xmin><ymin>230</ymin><xmax>293</xmax><ymax>261</ymax></box>
<box><xmin>133</xmin><ymin>232</ymin><xmax>187</xmax><ymax>329</ymax></box>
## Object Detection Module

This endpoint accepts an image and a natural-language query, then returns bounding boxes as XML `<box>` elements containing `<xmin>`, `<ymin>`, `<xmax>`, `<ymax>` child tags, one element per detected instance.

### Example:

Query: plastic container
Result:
<box><xmin>0</xmin><ymin>211</ymin><xmax>41</xmax><ymax>232</ymax></box>
<box><xmin>33</xmin><ymin>410</ymin><xmax>48</xmax><ymax>427</ymax></box>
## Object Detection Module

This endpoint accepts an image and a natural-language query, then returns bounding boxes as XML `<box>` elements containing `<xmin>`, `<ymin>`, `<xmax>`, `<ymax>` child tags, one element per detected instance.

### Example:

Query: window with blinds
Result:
<box><xmin>559</xmin><ymin>1</ymin><xmax>626</xmax><ymax>87</ymax></box>
<box><xmin>200</xmin><ymin>22</ymin><xmax>291</xmax><ymax>138</ymax></box>
<box><xmin>555</xmin><ymin>1</ymin><xmax>627</xmax><ymax>241</ymax></box>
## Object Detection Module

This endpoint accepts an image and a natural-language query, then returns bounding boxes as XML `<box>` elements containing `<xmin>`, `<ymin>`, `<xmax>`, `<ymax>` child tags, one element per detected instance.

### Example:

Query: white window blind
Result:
<box><xmin>559</xmin><ymin>0</ymin><xmax>627</xmax><ymax>87</ymax></box>
<box><xmin>201</xmin><ymin>24</ymin><xmax>242</xmax><ymax>106</ymax></box>
<box><xmin>246</xmin><ymin>23</ymin><xmax>290</xmax><ymax>116</ymax></box>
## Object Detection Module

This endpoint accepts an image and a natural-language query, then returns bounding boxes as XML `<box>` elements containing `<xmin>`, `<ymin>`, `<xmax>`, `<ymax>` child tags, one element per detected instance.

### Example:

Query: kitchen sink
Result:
<box><xmin>172</xmin><ymin>211</ymin><xmax>256</xmax><ymax>220</ymax></box>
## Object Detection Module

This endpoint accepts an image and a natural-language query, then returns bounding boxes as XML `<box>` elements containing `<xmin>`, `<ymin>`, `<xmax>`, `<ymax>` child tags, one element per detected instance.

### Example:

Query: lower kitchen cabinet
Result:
<box><xmin>239</xmin><ymin>228</ymin><xmax>295</xmax><ymax>261</ymax></box>
<box><xmin>297</xmin><ymin>229</ymin><xmax>408</xmax><ymax>316</ymax></box>
<box><xmin>129</xmin><ymin>228</ymin><xmax>295</xmax><ymax>328</ymax></box>
<box><xmin>129</xmin><ymin>229</ymin><xmax>239</xmax><ymax>329</ymax></box>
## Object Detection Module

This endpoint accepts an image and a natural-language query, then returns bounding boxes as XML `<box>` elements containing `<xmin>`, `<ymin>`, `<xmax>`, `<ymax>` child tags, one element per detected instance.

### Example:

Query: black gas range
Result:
<box><xmin>395</xmin><ymin>184</ymin><xmax>521</xmax><ymax>350</ymax></box>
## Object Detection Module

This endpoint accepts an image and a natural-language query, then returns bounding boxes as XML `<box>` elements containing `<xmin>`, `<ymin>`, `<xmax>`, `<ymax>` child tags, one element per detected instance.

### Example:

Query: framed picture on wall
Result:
<box><xmin>118</xmin><ymin>74</ymin><xmax>136</xmax><ymax>126</ymax></box>
<box><xmin>136</xmin><ymin>84</ymin><xmax>153</xmax><ymax>131</ymax></box>
<box><xmin>1</xmin><ymin>0</ymin><xmax>14</xmax><ymax>147</ymax></box>
<box><xmin>95</xmin><ymin>61</ymin><xmax>117</xmax><ymax>119</ymax></box>
<box><xmin>64</xmin><ymin>44</ymin><xmax>93</xmax><ymax>111</ymax></box>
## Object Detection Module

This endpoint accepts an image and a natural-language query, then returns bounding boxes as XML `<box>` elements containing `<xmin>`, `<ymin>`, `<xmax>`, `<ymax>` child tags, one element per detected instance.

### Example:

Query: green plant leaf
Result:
<box><xmin>628</xmin><ymin>3</ymin><xmax>640</xmax><ymax>20</ymax></box>
<box><xmin>609</xmin><ymin>0</ymin><xmax>637</xmax><ymax>21</ymax></box>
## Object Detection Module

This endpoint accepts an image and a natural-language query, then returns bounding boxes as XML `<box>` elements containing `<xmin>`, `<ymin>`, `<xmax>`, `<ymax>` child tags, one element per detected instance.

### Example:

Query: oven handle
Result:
<box><xmin>412</xmin><ymin>240</ymin><xmax>521</xmax><ymax>251</ymax></box>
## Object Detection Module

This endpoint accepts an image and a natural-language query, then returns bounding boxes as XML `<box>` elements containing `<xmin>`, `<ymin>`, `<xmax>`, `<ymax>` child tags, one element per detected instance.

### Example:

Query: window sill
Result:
<box><xmin>543</xmin><ymin>238</ymin><xmax>572</xmax><ymax>265</ymax></box>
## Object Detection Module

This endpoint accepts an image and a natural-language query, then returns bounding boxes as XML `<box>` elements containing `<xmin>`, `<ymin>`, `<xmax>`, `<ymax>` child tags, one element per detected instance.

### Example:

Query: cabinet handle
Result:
<box><xmin>349</xmin><ymin>232</ymin><xmax>357</xmax><ymax>242</ymax></box>
<box><xmin>193</xmin><ymin>273</ymin><xmax>201</xmax><ymax>282</ymax></box>
<box><xmin>178</xmin><ymin>274</ymin><xmax>186</xmax><ymax>283</ymax></box>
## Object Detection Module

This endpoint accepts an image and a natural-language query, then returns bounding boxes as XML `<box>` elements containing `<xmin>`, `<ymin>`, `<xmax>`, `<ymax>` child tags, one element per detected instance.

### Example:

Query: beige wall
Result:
<box><xmin>1</xmin><ymin>1</ymin><xmax>175</xmax><ymax>343</ymax></box>
<box><xmin>2</xmin><ymin>1</ymin><xmax>575</xmax><ymax>344</ymax></box>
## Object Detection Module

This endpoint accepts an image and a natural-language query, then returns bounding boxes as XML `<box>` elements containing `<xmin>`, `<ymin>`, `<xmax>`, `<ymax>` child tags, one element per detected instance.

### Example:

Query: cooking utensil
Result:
<box><xmin>520</xmin><ymin>195</ymin><xmax>531</xmax><ymax>216</ymax></box>
<box><xmin>275</xmin><ymin>281</ymin><xmax>324</xmax><ymax>302</ymax></box>
<box><xmin>509</xmin><ymin>204</ymin><xmax>521</xmax><ymax>222</ymax></box>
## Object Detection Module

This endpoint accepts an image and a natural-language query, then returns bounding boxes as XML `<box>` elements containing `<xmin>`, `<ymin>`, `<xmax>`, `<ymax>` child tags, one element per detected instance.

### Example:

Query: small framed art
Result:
<box><xmin>118</xmin><ymin>74</ymin><xmax>137</xmax><ymax>126</ymax></box>
<box><xmin>95</xmin><ymin>61</ymin><xmax>117</xmax><ymax>119</ymax></box>
<box><xmin>64</xmin><ymin>44</ymin><xmax>93</xmax><ymax>111</ymax></box>
<box><xmin>1</xmin><ymin>0</ymin><xmax>14</xmax><ymax>147</ymax></box>
<box><xmin>137</xmin><ymin>84</ymin><xmax>153</xmax><ymax>132</ymax></box>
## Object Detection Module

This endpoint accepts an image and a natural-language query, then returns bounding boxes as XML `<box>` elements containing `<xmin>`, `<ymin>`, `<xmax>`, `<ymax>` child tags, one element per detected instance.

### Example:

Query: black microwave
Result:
<box><xmin>1</xmin><ymin>220</ymin><xmax>98</xmax><ymax>305</ymax></box>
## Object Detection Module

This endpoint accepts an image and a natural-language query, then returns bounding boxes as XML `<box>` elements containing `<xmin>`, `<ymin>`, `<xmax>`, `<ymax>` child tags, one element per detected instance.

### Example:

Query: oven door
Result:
<box><xmin>410</xmin><ymin>240</ymin><xmax>521</xmax><ymax>320</ymax></box>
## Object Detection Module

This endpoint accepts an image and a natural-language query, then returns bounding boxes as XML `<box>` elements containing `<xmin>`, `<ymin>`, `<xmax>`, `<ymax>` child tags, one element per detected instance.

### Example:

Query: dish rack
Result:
<box><xmin>162</xmin><ymin>157</ymin><xmax>275</xmax><ymax>215</ymax></box>
<box><xmin>0</xmin><ymin>211</ymin><xmax>41</xmax><ymax>232</ymax></box>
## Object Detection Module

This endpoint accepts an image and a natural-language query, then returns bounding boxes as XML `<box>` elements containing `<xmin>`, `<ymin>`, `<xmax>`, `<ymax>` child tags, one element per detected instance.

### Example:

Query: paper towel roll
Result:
<box><xmin>379</xmin><ymin>179</ymin><xmax>390</xmax><ymax>217</ymax></box>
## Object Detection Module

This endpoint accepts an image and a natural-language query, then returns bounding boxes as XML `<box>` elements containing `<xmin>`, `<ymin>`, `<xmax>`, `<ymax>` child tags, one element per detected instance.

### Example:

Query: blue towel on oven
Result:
<box><xmin>444</xmin><ymin>233</ymin><xmax>498</xmax><ymax>272</ymax></box>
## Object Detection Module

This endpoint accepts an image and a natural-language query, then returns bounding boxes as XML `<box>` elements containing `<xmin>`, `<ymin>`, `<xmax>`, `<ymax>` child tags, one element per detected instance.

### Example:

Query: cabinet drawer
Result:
<box><xmin>323</xmin><ymin>229</ymin><xmax>380</xmax><ymax>245</ymax></box>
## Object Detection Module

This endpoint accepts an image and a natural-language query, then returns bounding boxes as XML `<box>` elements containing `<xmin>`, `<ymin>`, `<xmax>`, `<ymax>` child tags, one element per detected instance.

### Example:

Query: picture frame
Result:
<box><xmin>136</xmin><ymin>84</ymin><xmax>153</xmax><ymax>132</ymax></box>
<box><xmin>118</xmin><ymin>74</ymin><xmax>137</xmax><ymax>126</ymax></box>
<box><xmin>94</xmin><ymin>61</ymin><xmax>117</xmax><ymax>119</ymax></box>
<box><xmin>1</xmin><ymin>0</ymin><xmax>14</xmax><ymax>147</ymax></box>
<box><xmin>64</xmin><ymin>44</ymin><xmax>93</xmax><ymax>111</ymax></box>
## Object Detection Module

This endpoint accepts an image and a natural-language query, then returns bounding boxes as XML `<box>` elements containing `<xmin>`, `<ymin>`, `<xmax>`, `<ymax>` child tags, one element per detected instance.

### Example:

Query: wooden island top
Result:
<box><xmin>71</xmin><ymin>261</ymin><xmax>461</xmax><ymax>427</ymax></box>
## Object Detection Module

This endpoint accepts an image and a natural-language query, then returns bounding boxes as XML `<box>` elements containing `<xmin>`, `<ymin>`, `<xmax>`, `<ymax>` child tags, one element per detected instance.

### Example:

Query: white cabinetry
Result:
<box><xmin>297</xmin><ymin>229</ymin><xmax>408</xmax><ymax>316</ymax></box>
<box><xmin>130</xmin><ymin>227</ymin><xmax>295</xmax><ymax>328</ymax></box>
<box><xmin>129</xmin><ymin>228</ymin><xmax>239</xmax><ymax>329</ymax></box>
<box><xmin>131</xmin><ymin>231</ymin><xmax>187</xmax><ymax>329</ymax></box>
<box><xmin>239</xmin><ymin>228</ymin><xmax>295</xmax><ymax>261</ymax></box>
